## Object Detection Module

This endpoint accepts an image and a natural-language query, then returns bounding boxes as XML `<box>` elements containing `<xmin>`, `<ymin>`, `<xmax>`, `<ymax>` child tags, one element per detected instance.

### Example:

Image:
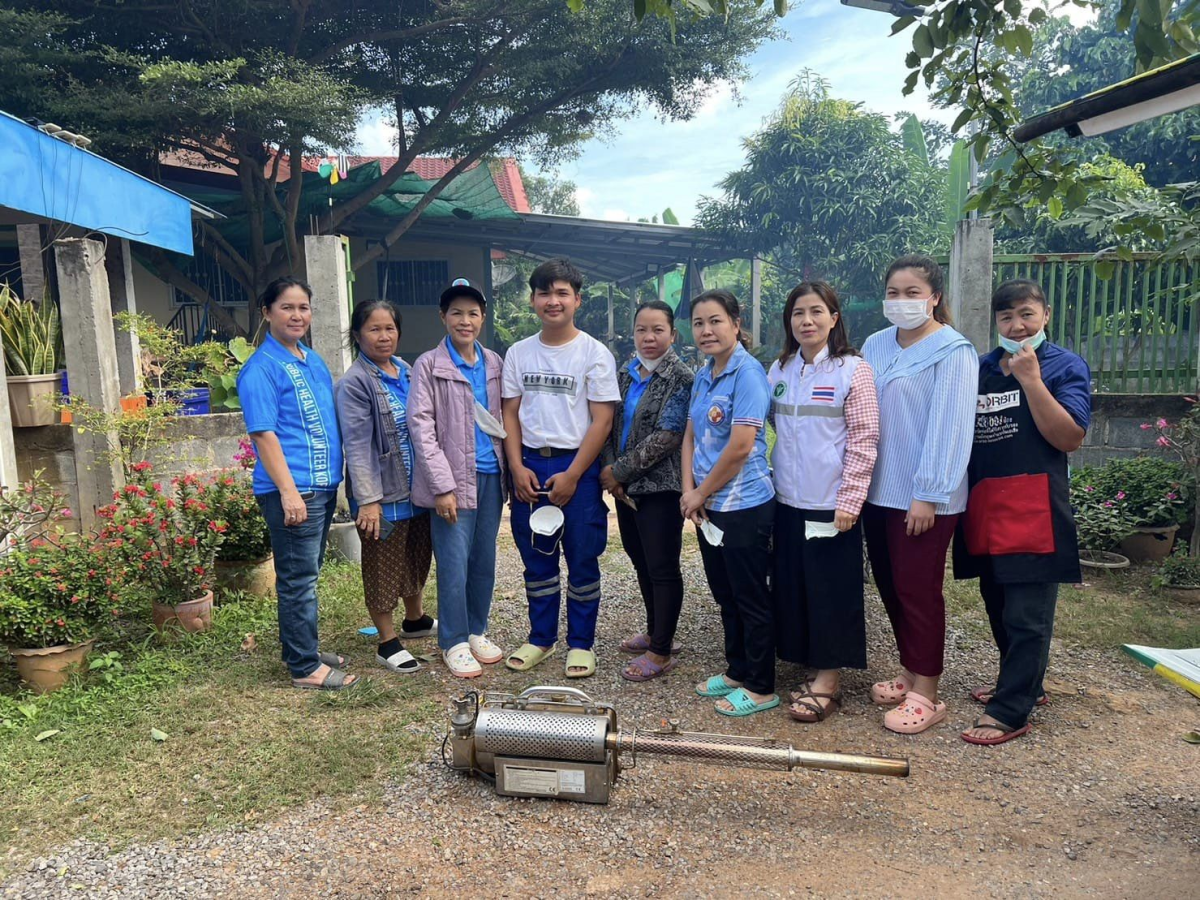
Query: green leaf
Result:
<box><xmin>150</xmin><ymin>727</ymin><xmax>168</xmax><ymax>742</ymax></box>
<box><xmin>951</xmin><ymin>107</ymin><xmax>973</xmax><ymax>134</ymax></box>
<box><xmin>913</xmin><ymin>24</ymin><xmax>934</xmax><ymax>59</ymax></box>
<box><xmin>35</xmin><ymin>729</ymin><xmax>60</xmax><ymax>742</ymax></box>
<box><xmin>1013</xmin><ymin>25</ymin><xmax>1033</xmax><ymax>57</ymax></box>
<box><xmin>774</xmin><ymin>0</ymin><xmax>787</xmax><ymax>17</ymax></box>
<box><xmin>945</xmin><ymin>141</ymin><xmax>970</xmax><ymax>232</ymax></box>
<box><xmin>1047</xmin><ymin>196</ymin><xmax>1064</xmax><ymax>219</ymax></box>
<box><xmin>633</xmin><ymin>0</ymin><xmax>646</xmax><ymax>20</ymax></box>
<box><xmin>891</xmin><ymin>15</ymin><xmax>916</xmax><ymax>36</ymax></box>
<box><xmin>1095</xmin><ymin>260</ymin><xmax>1116</xmax><ymax>281</ymax></box>
<box><xmin>900</xmin><ymin>115</ymin><xmax>929</xmax><ymax>165</ymax></box>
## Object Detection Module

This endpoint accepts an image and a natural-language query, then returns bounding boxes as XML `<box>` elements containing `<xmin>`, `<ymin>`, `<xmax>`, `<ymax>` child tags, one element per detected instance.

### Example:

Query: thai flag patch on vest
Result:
<box><xmin>811</xmin><ymin>386</ymin><xmax>836</xmax><ymax>403</ymax></box>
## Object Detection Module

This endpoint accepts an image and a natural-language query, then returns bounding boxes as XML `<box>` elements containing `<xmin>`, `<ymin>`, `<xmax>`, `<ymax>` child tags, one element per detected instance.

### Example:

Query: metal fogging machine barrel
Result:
<box><xmin>445</xmin><ymin>686</ymin><xmax>909</xmax><ymax>804</ymax></box>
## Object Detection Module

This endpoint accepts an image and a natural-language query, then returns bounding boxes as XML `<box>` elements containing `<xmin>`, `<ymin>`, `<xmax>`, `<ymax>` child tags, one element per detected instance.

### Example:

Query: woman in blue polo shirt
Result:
<box><xmin>238</xmin><ymin>277</ymin><xmax>355</xmax><ymax>691</ymax></box>
<box><xmin>683</xmin><ymin>289</ymin><xmax>778</xmax><ymax>717</ymax></box>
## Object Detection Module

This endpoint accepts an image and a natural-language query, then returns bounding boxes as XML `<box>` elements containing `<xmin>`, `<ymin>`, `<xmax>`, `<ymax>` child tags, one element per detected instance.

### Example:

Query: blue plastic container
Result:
<box><xmin>176</xmin><ymin>388</ymin><xmax>211</xmax><ymax>416</ymax></box>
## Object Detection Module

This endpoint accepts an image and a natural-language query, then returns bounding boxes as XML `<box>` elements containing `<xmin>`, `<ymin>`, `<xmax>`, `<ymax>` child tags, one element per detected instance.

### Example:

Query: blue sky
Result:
<box><xmin>354</xmin><ymin>2</ymin><xmax>1089</xmax><ymax>224</ymax></box>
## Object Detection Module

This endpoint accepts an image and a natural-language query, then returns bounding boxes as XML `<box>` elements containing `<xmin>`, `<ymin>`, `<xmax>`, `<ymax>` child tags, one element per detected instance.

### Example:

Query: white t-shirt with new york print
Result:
<box><xmin>502</xmin><ymin>331</ymin><xmax>620</xmax><ymax>449</ymax></box>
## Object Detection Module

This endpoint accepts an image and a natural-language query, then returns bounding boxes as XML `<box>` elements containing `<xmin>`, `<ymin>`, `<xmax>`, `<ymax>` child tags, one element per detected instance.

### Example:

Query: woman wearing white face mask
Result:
<box><xmin>600</xmin><ymin>300</ymin><xmax>694</xmax><ymax>682</ymax></box>
<box><xmin>859</xmin><ymin>254</ymin><xmax>977</xmax><ymax>735</ymax></box>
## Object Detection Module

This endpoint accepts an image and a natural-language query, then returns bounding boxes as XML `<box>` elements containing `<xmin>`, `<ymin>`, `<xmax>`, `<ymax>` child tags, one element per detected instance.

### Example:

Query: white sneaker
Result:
<box><xmin>444</xmin><ymin>642</ymin><xmax>482</xmax><ymax>678</ymax></box>
<box><xmin>468</xmin><ymin>634</ymin><xmax>504</xmax><ymax>665</ymax></box>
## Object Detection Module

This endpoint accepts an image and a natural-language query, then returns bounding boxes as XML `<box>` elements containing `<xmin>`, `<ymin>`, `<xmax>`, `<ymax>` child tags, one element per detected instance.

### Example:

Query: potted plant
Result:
<box><xmin>0</xmin><ymin>283</ymin><xmax>62</xmax><ymax>427</ymax></box>
<box><xmin>1152</xmin><ymin>552</ymin><xmax>1200</xmax><ymax>604</ymax></box>
<box><xmin>1071</xmin><ymin>458</ymin><xmax>1188</xmax><ymax>563</ymax></box>
<box><xmin>96</xmin><ymin>463</ymin><xmax>227</xmax><ymax>633</ymax></box>
<box><xmin>208</xmin><ymin>441</ymin><xmax>275</xmax><ymax>597</ymax></box>
<box><xmin>1143</xmin><ymin>405</ymin><xmax>1200</xmax><ymax>556</ymax></box>
<box><xmin>1071</xmin><ymin>483</ymin><xmax>1133</xmax><ymax>570</ymax></box>
<box><xmin>0</xmin><ymin>477</ymin><xmax>117</xmax><ymax>693</ymax></box>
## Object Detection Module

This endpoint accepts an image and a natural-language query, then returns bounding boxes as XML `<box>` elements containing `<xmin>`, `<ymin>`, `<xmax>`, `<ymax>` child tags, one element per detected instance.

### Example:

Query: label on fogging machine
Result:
<box><xmin>503</xmin><ymin>765</ymin><xmax>587</xmax><ymax>796</ymax></box>
<box><xmin>504</xmin><ymin>766</ymin><xmax>560</xmax><ymax>795</ymax></box>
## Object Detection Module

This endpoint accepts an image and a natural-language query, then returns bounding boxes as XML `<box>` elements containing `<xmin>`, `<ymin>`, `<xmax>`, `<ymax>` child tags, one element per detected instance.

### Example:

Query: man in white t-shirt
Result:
<box><xmin>501</xmin><ymin>258</ymin><xmax>619</xmax><ymax>678</ymax></box>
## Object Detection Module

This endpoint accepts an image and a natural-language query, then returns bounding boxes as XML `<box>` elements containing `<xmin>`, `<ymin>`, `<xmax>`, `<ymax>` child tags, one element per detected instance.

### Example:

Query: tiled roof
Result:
<box><xmin>160</xmin><ymin>148</ymin><xmax>530</xmax><ymax>213</ymax></box>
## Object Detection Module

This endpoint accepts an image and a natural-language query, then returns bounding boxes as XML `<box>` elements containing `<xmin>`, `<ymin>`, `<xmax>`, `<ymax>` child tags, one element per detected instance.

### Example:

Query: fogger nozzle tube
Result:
<box><xmin>606</xmin><ymin>731</ymin><xmax>909</xmax><ymax>778</ymax></box>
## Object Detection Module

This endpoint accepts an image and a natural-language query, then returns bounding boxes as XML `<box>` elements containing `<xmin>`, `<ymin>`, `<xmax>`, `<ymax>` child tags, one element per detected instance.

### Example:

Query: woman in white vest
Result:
<box><xmin>768</xmin><ymin>282</ymin><xmax>879</xmax><ymax>723</ymax></box>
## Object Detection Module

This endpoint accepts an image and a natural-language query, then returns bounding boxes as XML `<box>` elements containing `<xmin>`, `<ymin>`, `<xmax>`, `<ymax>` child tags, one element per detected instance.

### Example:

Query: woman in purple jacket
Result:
<box><xmin>409</xmin><ymin>279</ymin><xmax>507</xmax><ymax>678</ymax></box>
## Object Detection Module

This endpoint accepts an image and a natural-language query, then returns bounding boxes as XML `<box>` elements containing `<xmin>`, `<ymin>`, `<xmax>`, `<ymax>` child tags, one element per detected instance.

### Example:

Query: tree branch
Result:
<box><xmin>200</xmin><ymin>222</ymin><xmax>255</xmax><ymax>286</ymax></box>
<box><xmin>306</xmin><ymin>17</ymin><xmax>478</xmax><ymax>65</ymax></box>
<box><xmin>146</xmin><ymin>249</ymin><xmax>247</xmax><ymax>338</ymax></box>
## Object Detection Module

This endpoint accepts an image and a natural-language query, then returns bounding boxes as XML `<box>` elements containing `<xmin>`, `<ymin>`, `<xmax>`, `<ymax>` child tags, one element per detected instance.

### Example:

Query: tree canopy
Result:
<box><xmin>697</xmin><ymin>74</ymin><xmax>948</xmax><ymax>303</ymax></box>
<box><xmin>2</xmin><ymin>0</ymin><xmax>773</xmax><ymax>307</ymax></box>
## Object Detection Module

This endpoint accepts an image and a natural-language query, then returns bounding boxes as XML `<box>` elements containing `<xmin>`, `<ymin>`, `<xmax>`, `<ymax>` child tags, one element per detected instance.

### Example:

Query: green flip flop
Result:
<box><xmin>505</xmin><ymin>642</ymin><xmax>557</xmax><ymax>672</ymax></box>
<box><xmin>696</xmin><ymin>674</ymin><xmax>739</xmax><ymax>698</ymax></box>
<box><xmin>715</xmin><ymin>687</ymin><xmax>781</xmax><ymax>717</ymax></box>
<box><xmin>565</xmin><ymin>648</ymin><xmax>596</xmax><ymax>678</ymax></box>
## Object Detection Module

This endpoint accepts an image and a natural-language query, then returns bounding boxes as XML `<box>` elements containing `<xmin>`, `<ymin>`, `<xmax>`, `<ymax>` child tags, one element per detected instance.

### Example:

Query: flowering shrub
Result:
<box><xmin>1070</xmin><ymin>481</ymin><xmax>1135</xmax><ymax>553</ymax></box>
<box><xmin>0</xmin><ymin>537</ymin><xmax>118</xmax><ymax>648</ymax></box>
<box><xmin>1069</xmin><ymin>457</ymin><xmax>1188</xmax><ymax>528</ymax></box>
<box><xmin>206</xmin><ymin>466</ymin><xmax>272</xmax><ymax>563</ymax></box>
<box><xmin>1143</xmin><ymin>401</ymin><xmax>1200</xmax><ymax>554</ymax></box>
<box><xmin>0</xmin><ymin>472</ymin><xmax>74</xmax><ymax>550</ymax></box>
<box><xmin>96</xmin><ymin>463</ymin><xmax>228</xmax><ymax>601</ymax></box>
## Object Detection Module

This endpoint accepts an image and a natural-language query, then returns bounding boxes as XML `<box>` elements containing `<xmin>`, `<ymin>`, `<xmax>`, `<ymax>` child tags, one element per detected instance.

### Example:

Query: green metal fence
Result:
<box><xmin>989</xmin><ymin>253</ymin><xmax>1199</xmax><ymax>394</ymax></box>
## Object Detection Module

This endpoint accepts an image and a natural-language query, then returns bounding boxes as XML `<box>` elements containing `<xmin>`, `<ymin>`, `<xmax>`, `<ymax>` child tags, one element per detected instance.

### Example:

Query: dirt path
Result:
<box><xmin>4</xmin><ymin>538</ymin><xmax>1197</xmax><ymax>898</ymax></box>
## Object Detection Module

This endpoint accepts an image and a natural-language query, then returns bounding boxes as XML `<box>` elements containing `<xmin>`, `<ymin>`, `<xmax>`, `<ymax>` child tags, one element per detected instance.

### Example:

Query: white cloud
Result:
<box><xmin>355</xmin><ymin>113</ymin><xmax>397</xmax><ymax>155</ymax></box>
<box><xmin>573</xmin><ymin>186</ymin><xmax>597</xmax><ymax>217</ymax></box>
<box><xmin>600</xmin><ymin>208</ymin><xmax>632</xmax><ymax>222</ymax></box>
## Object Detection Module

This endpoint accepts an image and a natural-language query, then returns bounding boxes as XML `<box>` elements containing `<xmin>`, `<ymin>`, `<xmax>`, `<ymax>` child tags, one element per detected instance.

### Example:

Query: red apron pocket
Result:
<box><xmin>964</xmin><ymin>474</ymin><xmax>1055</xmax><ymax>557</ymax></box>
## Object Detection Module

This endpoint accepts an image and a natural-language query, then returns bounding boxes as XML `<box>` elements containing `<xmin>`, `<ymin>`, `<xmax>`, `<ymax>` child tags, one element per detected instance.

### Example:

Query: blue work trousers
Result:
<box><xmin>509</xmin><ymin>450</ymin><xmax>607</xmax><ymax>650</ymax></box>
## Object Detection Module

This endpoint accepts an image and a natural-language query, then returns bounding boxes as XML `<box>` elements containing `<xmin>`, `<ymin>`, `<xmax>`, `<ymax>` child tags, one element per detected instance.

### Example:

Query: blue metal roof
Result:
<box><xmin>1</xmin><ymin>110</ymin><xmax>216</xmax><ymax>255</ymax></box>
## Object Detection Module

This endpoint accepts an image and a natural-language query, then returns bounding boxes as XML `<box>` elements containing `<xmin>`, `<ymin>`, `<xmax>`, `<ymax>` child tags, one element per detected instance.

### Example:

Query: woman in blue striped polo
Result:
<box><xmin>860</xmin><ymin>255</ymin><xmax>976</xmax><ymax>734</ymax></box>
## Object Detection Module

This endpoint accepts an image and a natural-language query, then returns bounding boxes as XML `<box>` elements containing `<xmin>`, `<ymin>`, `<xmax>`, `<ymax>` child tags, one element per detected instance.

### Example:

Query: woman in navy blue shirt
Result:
<box><xmin>238</xmin><ymin>277</ymin><xmax>355</xmax><ymax>690</ymax></box>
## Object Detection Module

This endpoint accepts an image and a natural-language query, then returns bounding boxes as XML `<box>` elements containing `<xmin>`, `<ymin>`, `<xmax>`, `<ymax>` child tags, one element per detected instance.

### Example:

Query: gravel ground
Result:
<box><xmin>4</xmin><ymin>521</ymin><xmax>1198</xmax><ymax>898</ymax></box>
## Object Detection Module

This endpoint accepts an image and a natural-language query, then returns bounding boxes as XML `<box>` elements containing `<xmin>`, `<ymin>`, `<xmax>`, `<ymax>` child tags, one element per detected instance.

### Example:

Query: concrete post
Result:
<box><xmin>105</xmin><ymin>238</ymin><xmax>142</xmax><ymax>396</ymax></box>
<box><xmin>55</xmin><ymin>238</ymin><xmax>124</xmax><ymax>530</ymax></box>
<box><xmin>949</xmin><ymin>218</ymin><xmax>995</xmax><ymax>353</ymax></box>
<box><xmin>606</xmin><ymin>284</ymin><xmax>615</xmax><ymax>349</ymax></box>
<box><xmin>750</xmin><ymin>257</ymin><xmax>763</xmax><ymax>348</ymax></box>
<box><xmin>0</xmin><ymin>333</ymin><xmax>18</xmax><ymax>493</ymax></box>
<box><xmin>303</xmin><ymin>235</ymin><xmax>353</xmax><ymax>380</ymax></box>
<box><xmin>16</xmin><ymin>225</ymin><xmax>46</xmax><ymax>303</ymax></box>
<box><xmin>481</xmin><ymin>246</ymin><xmax>495</xmax><ymax>350</ymax></box>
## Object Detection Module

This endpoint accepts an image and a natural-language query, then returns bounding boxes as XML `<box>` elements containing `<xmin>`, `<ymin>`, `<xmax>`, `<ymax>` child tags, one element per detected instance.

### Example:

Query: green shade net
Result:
<box><xmin>182</xmin><ymin>161</ymin><xmax>519</xmax><ymax>252</ymax></box>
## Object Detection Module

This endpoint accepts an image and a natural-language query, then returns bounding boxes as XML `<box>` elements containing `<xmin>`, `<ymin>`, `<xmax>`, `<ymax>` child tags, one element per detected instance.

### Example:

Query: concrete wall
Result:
<box><xmin>13</xmin><ymin>413</ymin><xmax>247</xmax><ymax>532</ymax></box>
<box><xmin>1072</xmin><ymin>393</ymin><xmax>1193</xmax><ymax>468</ymax></box>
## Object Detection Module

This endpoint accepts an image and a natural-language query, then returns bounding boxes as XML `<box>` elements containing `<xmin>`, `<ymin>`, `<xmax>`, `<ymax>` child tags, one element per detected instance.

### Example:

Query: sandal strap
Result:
<box><xmin>384</xmin><ymin>649</ymin><xmax>416</xmax><ymax>668</ymax></box>
<box><xmin>971</xmin><ymin>718</ymin><xmax>1014</xmax><ymax>734</ymax></box>
<box><xmin>322</xmin><ymin>667</ymin><xmax>348</xmax><ymax>687</ymax></box>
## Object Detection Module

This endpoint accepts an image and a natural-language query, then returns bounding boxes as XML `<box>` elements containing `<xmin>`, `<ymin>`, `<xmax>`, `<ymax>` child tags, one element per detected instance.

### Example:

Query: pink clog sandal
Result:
<box><xmin>870</xmin><ymin>672</ymin><xmax>913</xmax><ymax>705</ymax></box>
<box><xmin>883</xmin><ymin>691</ymin><xmax>947</xmax><ymax>735</ymax></box>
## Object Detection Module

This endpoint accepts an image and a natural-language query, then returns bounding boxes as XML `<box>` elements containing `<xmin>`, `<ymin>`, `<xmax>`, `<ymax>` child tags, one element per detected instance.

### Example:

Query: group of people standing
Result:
<box><xmin>238</xmin><ymin>251</ymin><xmax>1091</xmax><ymax>745</ymax></box>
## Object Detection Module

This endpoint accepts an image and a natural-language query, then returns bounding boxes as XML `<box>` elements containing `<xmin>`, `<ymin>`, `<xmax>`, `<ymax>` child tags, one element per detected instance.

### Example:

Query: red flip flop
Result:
<box><xmin>970</xmin><ymin>685</ymin><xmax>1048</xmax><ymax>707</ymax></box>
<box><xmin>961</xmin><ymin>718</ymin><xmax>1032</xmax><ymax>745</ymax></box>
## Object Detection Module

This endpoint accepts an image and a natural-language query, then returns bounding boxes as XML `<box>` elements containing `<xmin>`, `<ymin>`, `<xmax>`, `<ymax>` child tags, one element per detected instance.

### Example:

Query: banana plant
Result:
<box><xmin>0</xmin><ymin>283</ymin><xmax>60</xmax><ymax>376</ymax></box>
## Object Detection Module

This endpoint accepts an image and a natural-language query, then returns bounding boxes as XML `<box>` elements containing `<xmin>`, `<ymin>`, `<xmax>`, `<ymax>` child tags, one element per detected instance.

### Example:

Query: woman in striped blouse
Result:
<box><xmin>768</xmin><ymin>282</ymin><xmax>879</xmax><ymax>723</ymax></box>
<box><xmin>860</xmin><ymin>255</ymin><xmax>977</xmax><ymax>735</ymax></box>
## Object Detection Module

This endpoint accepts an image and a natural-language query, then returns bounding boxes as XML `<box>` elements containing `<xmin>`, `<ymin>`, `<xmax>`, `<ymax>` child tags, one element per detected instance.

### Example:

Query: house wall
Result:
<box><xmin>348</xmin><ymin>237</ymin><xmax>490</xmax><ymax>361</ymax></box>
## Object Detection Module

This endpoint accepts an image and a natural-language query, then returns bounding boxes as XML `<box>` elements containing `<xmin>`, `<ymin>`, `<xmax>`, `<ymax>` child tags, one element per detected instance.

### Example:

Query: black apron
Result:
<box><xmin>953</xmin><ymin>356</ymin><xmax>1081</xmax><ymax>584</ymax></box>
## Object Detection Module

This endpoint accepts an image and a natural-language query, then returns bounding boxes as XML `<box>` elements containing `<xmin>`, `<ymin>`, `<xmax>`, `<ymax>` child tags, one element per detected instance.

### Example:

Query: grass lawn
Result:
<box><xmin>0</xmin><ymin>563</ymin><xmax>442</xmax><ymax>876</ymax></box>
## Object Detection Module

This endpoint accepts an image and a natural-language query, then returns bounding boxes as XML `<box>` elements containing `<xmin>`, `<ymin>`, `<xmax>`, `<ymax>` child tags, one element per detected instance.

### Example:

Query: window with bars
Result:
<box><xmin>171</xmin><ymin>252</ymin><xmax>250</xmax><ymax>307</ymax></box>
<box><xmin>376</xmin><ymin>260</ymin><xmax>449</xmax><ymax>306</ymax></box>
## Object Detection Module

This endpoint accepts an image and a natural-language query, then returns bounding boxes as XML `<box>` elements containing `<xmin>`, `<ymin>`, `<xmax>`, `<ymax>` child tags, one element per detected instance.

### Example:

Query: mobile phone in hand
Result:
<box><xmin>377</xmin><ymin>516</ymin><xmax>396</xmax><ymax>541</ymax></box>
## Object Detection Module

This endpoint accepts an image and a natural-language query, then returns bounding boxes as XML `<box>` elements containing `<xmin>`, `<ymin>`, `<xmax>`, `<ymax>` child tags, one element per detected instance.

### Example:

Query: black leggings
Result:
<box><xmin>615</xmin><ymin>491</ymin><xmax>685</xmax><ymax>657</ymax></box>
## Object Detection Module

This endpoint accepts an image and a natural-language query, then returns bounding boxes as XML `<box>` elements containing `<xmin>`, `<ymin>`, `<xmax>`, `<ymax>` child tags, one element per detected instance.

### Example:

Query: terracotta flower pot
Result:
<box><xmin>152</xmin><ymin>590</ymin><xmax>214</xmax><ymax>634</ymax></box>
<box><xmin>11</xmin><ymin>640</ymin><xmax>95</xmax><ymax>694</ymax></box>
<box><xmin>7</xmin><ymin>373</ymin><xmax>60</xmax><ymax>427</ymax></box>
<box><xmin>215</xmin><ymin>555</ymin><xmax>276</xmax><ymax>597</ymax></box>
<box><xmin>1119</xmin><ymin>524</ymin><xmax>1179</xmax><ymax>563</ymax></box>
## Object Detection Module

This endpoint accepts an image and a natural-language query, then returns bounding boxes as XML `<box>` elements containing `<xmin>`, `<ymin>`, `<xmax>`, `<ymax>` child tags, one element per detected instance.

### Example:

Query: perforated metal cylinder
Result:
<box><xmin>475</xmin><ymin>708</ymin><xmax>609</xmax><ymax>762</ymax></box>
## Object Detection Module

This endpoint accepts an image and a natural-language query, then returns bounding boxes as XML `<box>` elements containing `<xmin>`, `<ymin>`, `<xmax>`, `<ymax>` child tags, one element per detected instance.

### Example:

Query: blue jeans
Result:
<box><xmin>258</xmin><ymin>490</ymin><xmax>337</xmax><ymax>678</ymax></box>
<box><xmin>431</xmin><ymin>472</ymin><xmax>504</xmax><ymax>651</ymax></box>
<box><xmin>509</xmin><ymin>451</ymin><xmax>607</xmax><ymax>650</ymax></box>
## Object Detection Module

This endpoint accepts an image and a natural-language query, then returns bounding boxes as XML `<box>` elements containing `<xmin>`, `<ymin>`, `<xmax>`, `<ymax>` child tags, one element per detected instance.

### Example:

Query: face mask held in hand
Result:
<box><xmin>998</xmin><ymin>329</ymin><xmax>1046</xmax><ymax>355</ymax></box>
<box><xmin>883</xmin><ymin>298</ymin><xmax>933</xmax><ymax>330</ymax></box>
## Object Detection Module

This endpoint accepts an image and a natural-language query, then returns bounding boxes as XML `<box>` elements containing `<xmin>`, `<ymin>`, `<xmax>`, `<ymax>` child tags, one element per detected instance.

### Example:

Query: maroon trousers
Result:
<box><xmin>862</xmin><ymin>503</ymin><xmax>959</xmax><ymax>678</ymax></box>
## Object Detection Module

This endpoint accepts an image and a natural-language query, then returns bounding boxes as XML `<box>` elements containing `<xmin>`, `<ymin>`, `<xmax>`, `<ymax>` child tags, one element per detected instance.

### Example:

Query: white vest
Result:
<box><xmin>768</xmin><ymin>347</ymin><xmax>862</xmax><ymax>511</ymax></box>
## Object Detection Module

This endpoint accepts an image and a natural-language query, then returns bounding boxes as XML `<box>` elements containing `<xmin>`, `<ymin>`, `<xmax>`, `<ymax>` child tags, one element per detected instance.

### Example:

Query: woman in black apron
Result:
<box><xmin>953</xmin><ymin>279</ymin><xmax>1092</xmax><ymax>745</ymax></box>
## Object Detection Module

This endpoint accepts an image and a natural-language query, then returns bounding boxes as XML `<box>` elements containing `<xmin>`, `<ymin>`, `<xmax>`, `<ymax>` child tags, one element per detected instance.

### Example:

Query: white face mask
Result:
<box><xmin>884</xmin><ymin>297</ymin><xmax>933</xmax><ymax>330</ymax></box>
<box><xmin>636</xmin><ymin>353</ymin><xmax>665</xmax><ymax>373</ymax></box>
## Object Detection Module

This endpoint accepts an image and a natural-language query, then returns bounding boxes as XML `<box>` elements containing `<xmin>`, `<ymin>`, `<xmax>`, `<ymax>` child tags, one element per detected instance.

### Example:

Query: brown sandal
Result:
<box><xmin>787</xmin><ymin>685</ymin><xmax>843</xmax><ymax>723</ymax></box>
